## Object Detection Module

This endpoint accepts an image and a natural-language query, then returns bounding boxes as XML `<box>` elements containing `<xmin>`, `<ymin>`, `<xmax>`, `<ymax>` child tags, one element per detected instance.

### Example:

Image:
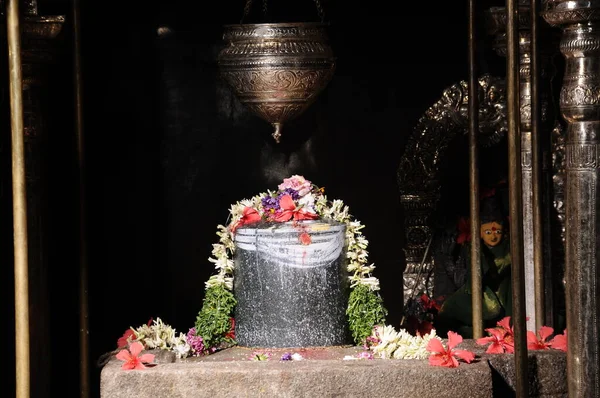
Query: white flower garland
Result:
<box><xmin>205</xmin><ymin>191</ymin><xmax>381</xmax><ymax>293</ymax></box>
<box><xmin>131</xmin><ymin>317</ymin><xmax>191</xmax><ymax>358</ymax></box>
<box><xmin>369</xmin><ymin>325</ymin><xmax>442</xmax><ymax>359</ymax></box>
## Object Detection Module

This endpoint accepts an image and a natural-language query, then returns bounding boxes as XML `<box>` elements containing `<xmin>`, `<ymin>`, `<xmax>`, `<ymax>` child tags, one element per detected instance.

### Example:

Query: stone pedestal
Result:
<box><xmin>100</xmin><ymin>344</ymin><xmax>567</xmax><ymax>398</ymax></box>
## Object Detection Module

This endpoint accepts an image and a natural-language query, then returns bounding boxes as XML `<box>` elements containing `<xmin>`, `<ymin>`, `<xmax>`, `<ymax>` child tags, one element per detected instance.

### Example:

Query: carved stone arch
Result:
<box><xmin>397</xmin><ymin>74</ymin><xmax>508</xmax><ymax>310</ymax></box>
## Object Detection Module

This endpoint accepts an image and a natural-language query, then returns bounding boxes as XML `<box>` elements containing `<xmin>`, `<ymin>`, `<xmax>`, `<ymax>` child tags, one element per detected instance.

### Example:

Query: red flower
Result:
<box><xmin>548</xmin><ymin>329</ymin><xmax>567</xmax><ymax>352</ymax></box>
<box><xmin>117</xmin><ymin>329</ymin><xmax>135</xmax><ymax>349</ymax></box>
<box><xmin>417</xmin><ymin>320</ymin><xmax>434</xmax><ymax>337</ymax></box>
<box><xmin>273</xmin><ymin>195</ymin><xmax>319</xmax><ymax>222</ymax></box>
<box><xmin>117</xmin><ymin>318</ymin><xmax>153</xmax><ymax>348</ymax></box>
<box><xmin>427</xmin><ymin>331</ymin><xmax>475</xmax><ymax>367</ymax></box>
<box><xmin>231</xmin><ymin>207</ymin><xmax>262</xmax><ymax>233</ymax></box>
<box><xmin>419</xmin><ymin>294</ymin><xmax>441</xmax><ymax>312</ymax></box>
<box><xmin>225</xmin><ymin>318</ymin><xmax>236</xmax><ymax>340</ymax></box>
<box><xmin>480</xmin><ymin>187</ymin><xmax>496</xmax><ymax>200</ymax></box>
<box><xmin>115</xmin><ymin>341</ymin><xmax>155</xmax><ymax>370</ymax></box>
<box><xmin>527</xmin><ymin>326</ymin><xmax>554</xmax><ymax>350</ymax></box>
<box><xmin>456</xmin><ymin>217</ymin><xmax>471</xmax><ymax>244</ymax></box>
<box><xmin>476</xmin><ymin>327</ymin><xmax>514</xmax><ymax>354</ymax></box>
<box><xmin>299</xmin><ymin>232</ymin><xmax>312</xmax><ymax>245</ymax></box>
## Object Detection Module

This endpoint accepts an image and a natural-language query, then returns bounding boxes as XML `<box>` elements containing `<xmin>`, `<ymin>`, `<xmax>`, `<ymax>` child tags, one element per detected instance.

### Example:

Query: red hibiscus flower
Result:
<box><xmin>117</xmin><ymin>329</ymin><xmax>135</xmax><ymax>349</ymax></box>
<box><xmin>476</xmin><ymin>327</ymin><xmax>514</xmax><ymax>354</ymax></box>
<box><xmin>527</xmin><ymin>325</ymin><xmax>554</xmax><ymax>350</ymax></box>
<box><xmin>420</xmin><ymin>293</ymin><xmax>441</xmax><ymax>312</ymax></box>
<box><xmin>480</xmin><ymin>187</ymin><xmax>496</xmax><ymax>200</ymax></box>
<box><xmin>115</xmin><ymin>341</ymin><xmax>155</xmax><ymax>370</ymax></box>
<box><xmin>299</xmin><ymin>232</ymin><xmax>312</xmax><ymax>245</ymax></box>
<box><xmin>548</xmin><ymin>329</ymin><xmax>567</xmax><ymax>352</ymax></box>
<box><xmin>117</xmin><ymin>318</ymin><xmax>153</xmax><ymax>348</ymax></box>
<box><xmin>273</xmin><ymin>195</ymin><xmax>319</xmax><ymax>222</ymax></box>
<box><xmin>231</xmin><ymin>207</ymin><xmax>262</xmax><ymax>233</ymax></box>
<box><xmin>427</xmin><ymin>331</ymin><xmax>475</xmax><ymax>367</ymax></box>
<box><xmin>225</xmin><ymin>318</ymin><xmax>236</xmax><ymax>340</ymax></box>
<box><xmin>456</xmin><ymin>217</ymin><xmax>471</xmax><ymax>244</ymax></box>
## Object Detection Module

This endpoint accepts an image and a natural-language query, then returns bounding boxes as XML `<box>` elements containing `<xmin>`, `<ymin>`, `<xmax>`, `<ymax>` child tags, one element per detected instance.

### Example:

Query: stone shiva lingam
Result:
<box><xmin>195</xmin><ymin>175</ymin><xmax>387</xmax><ymax>350</ymax></box>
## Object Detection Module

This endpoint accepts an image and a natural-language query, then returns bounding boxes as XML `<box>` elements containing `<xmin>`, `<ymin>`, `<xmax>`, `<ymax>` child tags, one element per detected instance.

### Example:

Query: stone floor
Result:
<box><xmin>100</xmin><ymin>342</ymin><xmax>567</xmax><ymax>398</ymax></box>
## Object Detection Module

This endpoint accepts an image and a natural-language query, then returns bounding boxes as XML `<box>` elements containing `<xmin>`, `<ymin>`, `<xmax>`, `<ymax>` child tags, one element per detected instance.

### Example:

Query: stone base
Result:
<box><xmin>100</xmin><ymin>342</ymin><xmax>567</xmax><ymax>398</ymax></box>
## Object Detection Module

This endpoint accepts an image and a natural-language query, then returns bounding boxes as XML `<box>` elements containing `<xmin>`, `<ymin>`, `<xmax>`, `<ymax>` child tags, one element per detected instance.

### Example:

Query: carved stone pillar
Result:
<box><xmin>542</xmin><ymin>1</ymin><xmax>600</xmax><ymax>396</ymax></box>
<box><xmin>0</xmin><ymin>2</ymin><xmax>65</xmax><ymax>396</ymax></box>
<box><xmin>486</xmin><ymin>3</ymin><xmax>557</xmax><ymax>331</ymax></box>
<box><xmin>399</xmin><ymin>193</ymin><xmax>438</xmax><ymax>305</ymax></box>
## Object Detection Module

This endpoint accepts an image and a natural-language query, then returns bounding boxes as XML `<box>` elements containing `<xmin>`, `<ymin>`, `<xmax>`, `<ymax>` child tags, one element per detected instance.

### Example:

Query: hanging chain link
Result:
<box><xmin>313</xmin><ymin>0</ymin><xmax>325</xmax><ymax>22</ymax></box>
<box><xmin>241</xmin><ymin>0</ymin><xmax>325</xmax><ymax>24</ymax></box>
<box><xmin>240</xmin><ymin>0</ymin><xmax>253</xmax><ymax>24</ymax></box>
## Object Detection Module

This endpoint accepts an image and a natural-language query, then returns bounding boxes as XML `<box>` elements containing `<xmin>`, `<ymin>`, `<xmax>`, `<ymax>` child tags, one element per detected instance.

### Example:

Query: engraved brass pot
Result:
<box><xmin>218</xmin><ymin>22</ymin><xmax>336</xmax><ymax>142</ymax></box>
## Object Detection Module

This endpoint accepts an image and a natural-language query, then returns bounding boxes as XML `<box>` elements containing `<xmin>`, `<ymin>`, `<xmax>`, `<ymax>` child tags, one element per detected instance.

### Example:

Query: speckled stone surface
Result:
<box><xmin>100</xmin><ymin>345</ymin><xmax>567</xmax><ymax>398</ymax></box>
<box><xmin>100</xmin><ymin>346</ymin><xmax>492</xmax><ymax>398</ymax></box>
<box><xmin>233</xmin><ymin>221</ymin><xmax>349</xmax><ymax>348</ymax></box>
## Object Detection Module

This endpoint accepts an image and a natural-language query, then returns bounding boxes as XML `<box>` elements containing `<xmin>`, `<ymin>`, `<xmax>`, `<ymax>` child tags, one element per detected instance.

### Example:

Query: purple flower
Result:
<box><xmin>261</xmin><ymin>195</ymin><xmax>280</xmax><ymax>213</ymax></box>
<box><xmin>186</xmin><ymin>327</ymin><xmax>206</xmax><ymax>356</ymax></box>
<box><xmin>278</xmin><ymin>188</ymin><xmax>300</xmax><ymax>201</ymax></box>
<box><xmin>280</xmin><ymin>352</ymin><xmax>292</xmax><ymax>361</ymax></box>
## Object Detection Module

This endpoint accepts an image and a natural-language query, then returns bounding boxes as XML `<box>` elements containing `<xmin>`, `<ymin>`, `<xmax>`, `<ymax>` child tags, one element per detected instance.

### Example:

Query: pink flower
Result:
<box><xmin>356</xmin><ymin>351</ymin><xmax>374</xmax><ymax>360</ymax></box>
<box><xmin>527</xmin><ymin>326</ymin><xmax>554</xmax><ymax>350</ymax></box>
<box><xmin>115</xmin><ymin>341</ymin><xmax>155</xmax><ymax>370</ymax></box>
<box><xmin>549</xmin><ymin>329</ymin><xmax>567</xmax><ymax>352</ymax></box>
<box><xmin>476</xmin><ymin>327</ymin><xmax>514</xmax><ymax>354</ymax></box>
<box><xmin>278</xmin><ymin>175</ymin><xmax>312</xmax><ymax>197</ymax></box>
<box><xmin>427</xmin><ymin>331</ymin><xmax>475</xmax><ymax>367</ymax></box>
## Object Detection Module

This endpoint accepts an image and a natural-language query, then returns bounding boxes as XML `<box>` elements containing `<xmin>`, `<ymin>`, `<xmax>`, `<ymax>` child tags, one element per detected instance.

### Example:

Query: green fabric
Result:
<box><xmin>436</xmin><ymin>238</ymin><xmax>512</xmax><ymax>338</ymax></box>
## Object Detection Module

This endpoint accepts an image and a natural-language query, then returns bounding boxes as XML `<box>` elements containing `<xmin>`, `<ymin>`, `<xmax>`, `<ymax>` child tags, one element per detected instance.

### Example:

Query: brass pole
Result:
<box><xmin>72</xmin><ymin>0</ymin><xmax>90</xmax><ymax>397</ymax></box>
<box><xmin>530</xmin><ymin>0</ymin><xmax>545</xmax><ymax>329</ymax></box>
<box><xmin>507</xmin><ymin>0</ymin><xmax>529</xmax><ymax>395</ymax></box>
<box><xmin>468</xmin><ymin>0</ymin><xmax>483</xmax><ymax>339</ymax></box>
<box><xmin>7</xmin><ymin>0</ymin><xmax>30</xmax><ymax>397</ymax></box>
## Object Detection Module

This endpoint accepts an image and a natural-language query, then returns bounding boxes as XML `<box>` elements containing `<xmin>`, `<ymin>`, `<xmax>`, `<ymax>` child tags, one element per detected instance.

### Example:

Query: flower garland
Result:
<box><xmin>194</xmin><ymin>175</ymin><xmax>387</xmax><ymax>351</ymax></box>
<box><xmin>366</xmin><ymin>325</ymin><xmax>443</xmax><ymax>359</ymax></box>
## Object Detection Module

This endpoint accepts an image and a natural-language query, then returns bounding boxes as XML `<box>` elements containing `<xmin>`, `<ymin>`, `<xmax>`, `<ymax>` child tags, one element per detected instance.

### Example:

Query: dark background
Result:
<box><xmin>0</xmin><ymin>0</ymin><xmax>525</xmax><ymax>397</ymax></box>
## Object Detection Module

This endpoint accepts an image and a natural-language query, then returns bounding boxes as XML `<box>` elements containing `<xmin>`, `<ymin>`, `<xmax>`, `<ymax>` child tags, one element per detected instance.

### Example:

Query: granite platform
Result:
<box><xmin>100</xmin><ymin>342</ymin><xmax>567</xmax><ymax>398</ymax></box>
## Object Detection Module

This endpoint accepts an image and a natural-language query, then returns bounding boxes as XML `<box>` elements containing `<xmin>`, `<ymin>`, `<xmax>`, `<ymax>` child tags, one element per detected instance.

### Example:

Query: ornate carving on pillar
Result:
<box><xmin>397</xmin><ymin>75</ymin><xmax>507</xmax><ymax>308</ymax></box>
<box><xmin>486</xmin><ymin>3</ymin><xmax>558</xmax><ymax>331</ymax></box>
<box><xmin>542</xmin><ymin>1</ymin><xmax>600</xmax><ymax>396</ymax></box>
<box><xmin>0</xmin><ymin>2</ymin><xmax>65</xmax><ymax>397</ymax></box>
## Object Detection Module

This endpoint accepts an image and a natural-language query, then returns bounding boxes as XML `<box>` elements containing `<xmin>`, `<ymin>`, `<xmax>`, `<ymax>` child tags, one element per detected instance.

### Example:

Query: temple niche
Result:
<box><xmin>1</xmin><ymin>0</ymin><xmax>586</xmax><ymax>397</ymax></box>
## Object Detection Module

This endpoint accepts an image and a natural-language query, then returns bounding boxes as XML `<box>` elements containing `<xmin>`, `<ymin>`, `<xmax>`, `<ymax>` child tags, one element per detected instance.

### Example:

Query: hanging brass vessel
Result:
<box><xmin>218</xmin><ymin>22</ymin><xmax>336</xmax><ymax>143</ymax></box>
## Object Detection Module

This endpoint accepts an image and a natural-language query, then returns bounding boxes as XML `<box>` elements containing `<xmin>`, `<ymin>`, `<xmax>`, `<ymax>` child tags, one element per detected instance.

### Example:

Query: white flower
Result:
<box><xmin>369</xmin><ymin>326</ymin><xmax>442</xmax><ymax>360</ymax></box>
<box><xmin>298</xmin><ymin>193</ymin><xmax>316</xmax><ymax>213</ymax></box>
<box><xmin>291</xmin><ymin>353</ymin><xmax>304</xmax><ymax>361</ymax></box>
<box><xmin>173</xmin><ymin>343</ymin><xmax>191</xmax><ymax>359</ymax></box>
